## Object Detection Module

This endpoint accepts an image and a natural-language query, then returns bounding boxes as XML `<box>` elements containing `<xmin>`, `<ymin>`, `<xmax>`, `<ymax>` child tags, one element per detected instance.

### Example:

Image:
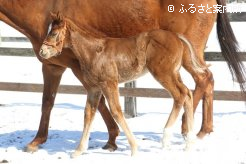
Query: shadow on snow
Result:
<box><xmin>0</xmin><ymin>130</ymin><xmax>173</xmax><ymax>154</ymax></box>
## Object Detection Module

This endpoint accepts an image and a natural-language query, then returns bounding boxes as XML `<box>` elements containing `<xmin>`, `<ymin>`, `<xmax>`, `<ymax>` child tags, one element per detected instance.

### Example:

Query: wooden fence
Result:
<box><xmin>0</xmin><ymin>12</ymin><xmax>246</xmax><ymax>117</ymax></box>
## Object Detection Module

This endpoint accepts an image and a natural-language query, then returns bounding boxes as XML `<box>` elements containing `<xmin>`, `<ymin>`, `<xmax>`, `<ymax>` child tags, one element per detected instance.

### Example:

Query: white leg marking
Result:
<box><xmin>162</xmin><ymin>128</ymin><xmax>173</xmax><ymax>149</ymax></box>
<box><xmin>185</xmin><ymin>131</ymin><xmax>197</xmax><ymax>151</ymax></box>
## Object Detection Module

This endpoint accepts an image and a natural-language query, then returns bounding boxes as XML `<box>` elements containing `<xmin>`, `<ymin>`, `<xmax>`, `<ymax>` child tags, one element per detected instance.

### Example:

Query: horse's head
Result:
<box><xmin>39</xmin><ymin>12</ymin><xmax>67</xmax><ymax>59</ymax></box>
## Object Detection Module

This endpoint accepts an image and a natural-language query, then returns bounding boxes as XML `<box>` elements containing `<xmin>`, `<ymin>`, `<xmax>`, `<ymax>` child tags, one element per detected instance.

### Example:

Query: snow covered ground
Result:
<box><xmin>1</xmin><ymin>7</ymin><xmax>246</xmax><ymax>163</ymax></box>
<box><xmin>0</xmin><ymin>58</ymin><xmax>245</xmax><ymax>164</ymax></box>
<box><xmin>0</xmin><ymin>91</ymin><xmax>245</xmax><ymax>164</ymax></box>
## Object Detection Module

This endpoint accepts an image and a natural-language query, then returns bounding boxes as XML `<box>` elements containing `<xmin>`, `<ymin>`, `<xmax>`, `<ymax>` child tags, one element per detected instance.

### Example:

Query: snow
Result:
<box><xmin>0</xmin><ymin>92</ymin><xmax>246</xmax><ymax>164</ymax></box>
<box><xmin>0</xmin><ymin>57</ymin><xmax>246</xmax><ymax>164</ymax></box>
<box><xmin>1</xmin><ymin>10</ymin><xmax>246</xmax><ymax>163</ymax></box>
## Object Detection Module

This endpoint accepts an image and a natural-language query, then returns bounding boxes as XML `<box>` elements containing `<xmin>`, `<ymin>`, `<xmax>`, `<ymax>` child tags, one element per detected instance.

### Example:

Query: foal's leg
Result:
<box><xmin>26</xmin><ymin>64</ymin><xmax>66</xmax><ymax>152</ymax></box>
<box><xmin>162</xmin><ymin>75</ymin><xmax>194</xmax><ymax>149</ymax></box>
<box><xmin>181</xmin><ymin>50</ymin><xmax>214</xmax><ymax>138</ymax></box>
<box><xmin>102</xmin><ymin>82</ymin><xmax>137</xmax><ymax>156</ymax></box>
<box><xmin>72</xmin><ymin>90</ymin><xmax>102</xmax><ymax>157</ymax></box>
<box><xmin>98</xmin><ymin>96</ymin><xmax>120</xmax><ymax>151</ymax></box>
<box><xmin>181</xmin><ymin>84</ymin><xmax>196</xmax><ymax>150</ymax></box>
<box><xmin>71</xmin><ymin>69</ymin><xmax>120</xmax><ymax>151</ymax></box>
<box><xmin>149</xmin><ymin>69</ymin><xmax>194</xmax><ymax>149</ymax></box>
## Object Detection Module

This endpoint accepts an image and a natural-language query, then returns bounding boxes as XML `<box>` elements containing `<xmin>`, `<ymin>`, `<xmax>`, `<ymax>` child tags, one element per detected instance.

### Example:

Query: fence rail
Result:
<box><xmin>0</xmin><ymin>82</ymin><xmax>245</xmax><ymax>101</ymax></box>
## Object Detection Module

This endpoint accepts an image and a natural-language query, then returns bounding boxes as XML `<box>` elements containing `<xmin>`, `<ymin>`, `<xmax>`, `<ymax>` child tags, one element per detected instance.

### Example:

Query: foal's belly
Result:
<box><xmin>118</xmin><ymin>66</ymin><xmax>148</xmax><ymax>83</ymax></box>
<box><xmin>102</xmin><ymin>35</ymin><xmax>149</xmax><ymax>83</ymax></box>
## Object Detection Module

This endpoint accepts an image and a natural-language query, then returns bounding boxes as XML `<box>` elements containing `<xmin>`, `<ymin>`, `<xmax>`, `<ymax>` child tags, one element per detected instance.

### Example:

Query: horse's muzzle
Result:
<box><xmin>39</xmin><ymin>47</ymin><xmax>49</xmax><ymax>59</ymax></box>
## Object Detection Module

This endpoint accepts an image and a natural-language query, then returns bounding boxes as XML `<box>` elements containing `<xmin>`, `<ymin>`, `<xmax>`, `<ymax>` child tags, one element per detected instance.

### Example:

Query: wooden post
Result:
<box><xmin>124</xmin><ymin>81</ymin><xmax>137</xmax><ymax>118</ymax></box>
<box><xmin>0</xmin><ymin>26</ymin><xmax>1</xmax><ymax>45</ymax></box>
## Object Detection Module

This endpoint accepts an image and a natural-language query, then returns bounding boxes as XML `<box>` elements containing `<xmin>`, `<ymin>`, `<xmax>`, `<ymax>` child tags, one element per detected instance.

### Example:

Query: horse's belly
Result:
<box><xmin>118</xmin><ymin>67</ymin><xmax>148</xmax><ymax>83</ymax></box>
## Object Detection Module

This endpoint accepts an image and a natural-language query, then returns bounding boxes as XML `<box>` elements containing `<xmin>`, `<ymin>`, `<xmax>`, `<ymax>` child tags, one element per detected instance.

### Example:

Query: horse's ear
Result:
<box><xmin>50</xmin><ymin>11</ymin><xmax>64</xmax><ymax>21</ymax></box>
<box><xmin>50</xmin><ymin>12</ymin><xmax>56</xmax><ymax>20</ymax></box>
<box><xmin>50</xmin><ymin>12</ymin><xmax>58</xmax><ymax>20</ymax></box>
<box><xmin>57</xmin><ymin>12</ymin><xmax>64</xmax><ymax>22</ymax></box>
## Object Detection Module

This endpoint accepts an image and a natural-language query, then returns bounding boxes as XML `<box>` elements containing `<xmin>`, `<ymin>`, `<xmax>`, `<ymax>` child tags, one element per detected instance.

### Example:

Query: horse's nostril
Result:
<box><xmin>39</xmin><ymin>48</ymin><xmax>48</xmax><ymax>58</ymax></box>
<box><xmin>39</xmin><ymin>49</ymin><xmax>44</xmax><ymax>56</ymax></box>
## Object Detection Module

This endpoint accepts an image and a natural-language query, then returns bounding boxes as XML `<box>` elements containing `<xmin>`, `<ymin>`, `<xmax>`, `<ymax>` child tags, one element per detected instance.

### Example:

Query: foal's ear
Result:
<box><xmin>50</xmin><ymin>12</ymin><xmax>57</xmax><ymax>20</ymax></box>
<box><xmin>57</xmin><ymin>12</ymin><xmax>64</xmax><ymax>22</ymax></box>
<box><xmin>50</xmin><ymin>11</ymin><xmax>64</xmax><ymax>21</ymax></box>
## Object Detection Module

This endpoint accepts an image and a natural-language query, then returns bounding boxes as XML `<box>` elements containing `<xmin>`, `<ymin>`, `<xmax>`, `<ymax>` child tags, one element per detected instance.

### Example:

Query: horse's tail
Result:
<box><xmin>177</xmin><ymin>33</ymin><xmax>206</xmax><ymax>73</ymax></box>
<box><xmin>217</xmin><ymin>0</ymin><xmax>246</xmax><ymax>94</ymax></box>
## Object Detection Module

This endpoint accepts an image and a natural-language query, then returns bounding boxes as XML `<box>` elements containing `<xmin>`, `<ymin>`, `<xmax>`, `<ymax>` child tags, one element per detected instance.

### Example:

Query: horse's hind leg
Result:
<box><xmin>102</xmin><ymin>82</ymin><xmax>137</xmax><ymax>156</ymax></box>
<box><xmin>193</xmin><ymin>70</ymin><xmax>213</xmax><ymax>138</ymax></box>
<box><xmin>182</xmin><ymin>89</ymin><xmax>196</xmax><ymax>150</ymax></box>
<box><xmin>72</xmin><ymin>90</ymin><xmax>102</xmax><ymax>157</ymax></box>
<box><xmin>26</xmin><ymin>64</ymin><xmax>66</xmax><ymax>152</ymax></box>
<box><xmin>182</xmin><ymin>51</ymin><xmax>214</xmax><ymax>138</ymax></box>
<box><xmin>162</xmin><ymin>75</ymin><xmax>194</xmax><ymax>149</ymax></box>
<box><xmin>150</xmin><ymin>70</ymin><xmax>194</xmax><ymax>149</ymax></box>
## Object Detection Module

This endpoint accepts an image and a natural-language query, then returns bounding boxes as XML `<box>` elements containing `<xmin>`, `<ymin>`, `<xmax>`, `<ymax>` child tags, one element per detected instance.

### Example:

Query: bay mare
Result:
<box><xmin>0</xmin><ymin>0</ymin><xmax>245</xmax><ymax>152</ymax></box>
<box><xmin>40</xmin><ymin>14</ymin><xmax>206</xmax><ymax>156</ymax></box>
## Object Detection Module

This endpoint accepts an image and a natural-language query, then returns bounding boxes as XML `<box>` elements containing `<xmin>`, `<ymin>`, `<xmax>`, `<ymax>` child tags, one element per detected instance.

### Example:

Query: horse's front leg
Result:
<box><xmin>25</xmin><ymin>63</ymin><xmax>66</xmax><ymax>152</ymax></box>
<box><xmin>71</xmin><ymin>69</ymin><xmax>120</xmax><ymax>151</ymax></box>
<box><xmin>72</xmin><ymin>90</ymin><xmax>102</xmax><ymax>158</ymax></box>
<box><xmin>102</xmin><ymin>82</ymin><xmax>137</xmax><ymax>156</ymax></box>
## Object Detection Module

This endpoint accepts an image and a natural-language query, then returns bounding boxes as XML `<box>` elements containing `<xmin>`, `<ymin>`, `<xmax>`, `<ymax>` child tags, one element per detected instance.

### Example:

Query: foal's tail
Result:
<box><xmin>177</xmin><ymin>34</ymin><xmax>206</xmax><ymax>73</ymax></box>
<box><xmin>217</xmin><ymin>0</ymin><xmax>246</xmax><ymax>94</ymax></box>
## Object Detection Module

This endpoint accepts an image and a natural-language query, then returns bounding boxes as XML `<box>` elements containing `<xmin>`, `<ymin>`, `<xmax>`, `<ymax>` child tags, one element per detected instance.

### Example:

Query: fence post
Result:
<box><xmin>0</xmin><ymin>24</ymin><xmax>1</xmax><ymax>45</ymax></box>
<box><xmin>124</xmin><ymin>81</ymin><xmax>137</xmax><ymax>118</ymax></box>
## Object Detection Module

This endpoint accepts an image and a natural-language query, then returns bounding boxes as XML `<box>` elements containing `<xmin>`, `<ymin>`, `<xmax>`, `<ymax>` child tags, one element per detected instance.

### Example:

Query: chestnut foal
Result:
<box><xmin>39</xmin><ymin>14</ymin><xmax>205</xmax><ymax>156</ymax></box>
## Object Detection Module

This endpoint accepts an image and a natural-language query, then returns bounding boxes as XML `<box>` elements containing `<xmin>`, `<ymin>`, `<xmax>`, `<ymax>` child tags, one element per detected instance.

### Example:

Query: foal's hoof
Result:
<box><xmin>102</xmin><ymin>142</ymin><xmax>118</xmax><ymax>152</ymax></box>
<box><xmin>184</xmin><ymin>132</ymin><xmax>197</xmax><ymax>151</ymax></box>
<box><xmin>24</xmin><ymin>144</ymin><xmax>39</xmax><ymax>153</ymax></box>
<box><xmin>161</xmin><ymin>128</ymin><xmax>172</xmax><ymax>150</ymax></box>
<box><xmin>182</xmin><ymin>133</ymin><xmax>188</xmax><ymax>140</ymax></box>
<box><xmin>71</xmin><ymin>150</ymin><xmax>83</xmax><ymax>158</ymax></box>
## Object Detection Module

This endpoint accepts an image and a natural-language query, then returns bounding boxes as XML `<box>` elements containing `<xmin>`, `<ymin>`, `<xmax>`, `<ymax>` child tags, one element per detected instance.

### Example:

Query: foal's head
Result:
<box><xmin>39</xmin><ymin>12</ymin><xmax>67</xmax><ymax>59</ymax></box>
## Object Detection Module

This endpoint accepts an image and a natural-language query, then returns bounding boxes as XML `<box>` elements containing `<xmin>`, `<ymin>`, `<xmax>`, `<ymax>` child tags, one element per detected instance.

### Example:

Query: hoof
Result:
<box><xmin>197</xmin><ymin>129</ymin><xmax>213</xmax><ymax>139</ymax></box>
<box><xmin>131</xmin><ymin>146</ymin><xmax>138</xmax><ymax>156</ymax></box>
<box><xmin>184</xmin><ymin>132</ymin><xmax>197</xmax><ymax>151</ymax></box>
<box><xmin>162</xmin><ymin>128</ymin><xmax>172</xmax><ymax>149</ymax></box>
<box><xmin>71</xmin><ymin>150</ymin><xmax>83</xmax><ymax>158</ymax></box>
<box><xmin>24</xmin><ymin>144</ymin><xmax>39</xmax><ymax>153</ymax></box>
<box><xmin>182</xmin><ymin>133</ymin><xmax>188</xmax><ymax>140</ymax></box>
<box><xmin>102</xmin><ymin>142</ymin><xmax>118</xmax><ymax>152</ymax></box>
<box><xmin>131</xmin><ymin>151</ymin><xmax>137</xmax><ymax>156</ymax></box>
<box><xmin>161</xmin><ymin>140</ymin><xmax>171</xmax><ymax>150</ymax></box>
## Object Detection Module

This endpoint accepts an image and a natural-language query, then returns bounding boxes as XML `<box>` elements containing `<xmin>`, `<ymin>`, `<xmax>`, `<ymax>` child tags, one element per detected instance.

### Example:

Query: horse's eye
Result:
<box><xmin>50</xmin><ymin>32</ymin><xmax>58</xmax><ymax>37</ymax></box>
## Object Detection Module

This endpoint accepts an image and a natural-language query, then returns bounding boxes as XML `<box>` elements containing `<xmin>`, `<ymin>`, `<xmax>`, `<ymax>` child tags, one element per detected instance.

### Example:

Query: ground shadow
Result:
<box><xmin>0</xmin><ymin>130</ymin><xmax>108</xmax><ymax>154</ymax></box>
<box><xmin>0</xmin><ymin>129</ymin><xmax>181</xmax><ymax>155</ymax></box>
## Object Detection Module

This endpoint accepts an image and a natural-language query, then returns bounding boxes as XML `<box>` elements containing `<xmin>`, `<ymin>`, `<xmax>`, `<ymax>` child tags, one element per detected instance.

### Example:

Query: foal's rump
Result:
<box><xmin>146</xmin><ymin>29</ymin><xmax>205</xmax><ymax>73</ymax></box>
<box><xmin>146</xmin><ymin>30</ymin><xmax>184</xmax><ymax>70</ymax></box>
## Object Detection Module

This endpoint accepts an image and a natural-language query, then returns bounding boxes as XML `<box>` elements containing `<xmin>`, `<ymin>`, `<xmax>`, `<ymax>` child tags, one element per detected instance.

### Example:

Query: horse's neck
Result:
<box><xmin>0</xmin><ymin>0</ymin><xmax>59</xmax><ymax>43</ymax></box>
<box><xmin>69</xmin><ymin>28</ymin><xmax>101</xmax><ymax>66</ymax></box>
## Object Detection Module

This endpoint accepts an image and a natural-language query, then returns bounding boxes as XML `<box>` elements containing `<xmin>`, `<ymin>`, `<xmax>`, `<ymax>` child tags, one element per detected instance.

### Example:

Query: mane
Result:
<box><xmin>63</xmin><ymin>17</ymin><xmax>105</xmax><ymax>39</ymax></box>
